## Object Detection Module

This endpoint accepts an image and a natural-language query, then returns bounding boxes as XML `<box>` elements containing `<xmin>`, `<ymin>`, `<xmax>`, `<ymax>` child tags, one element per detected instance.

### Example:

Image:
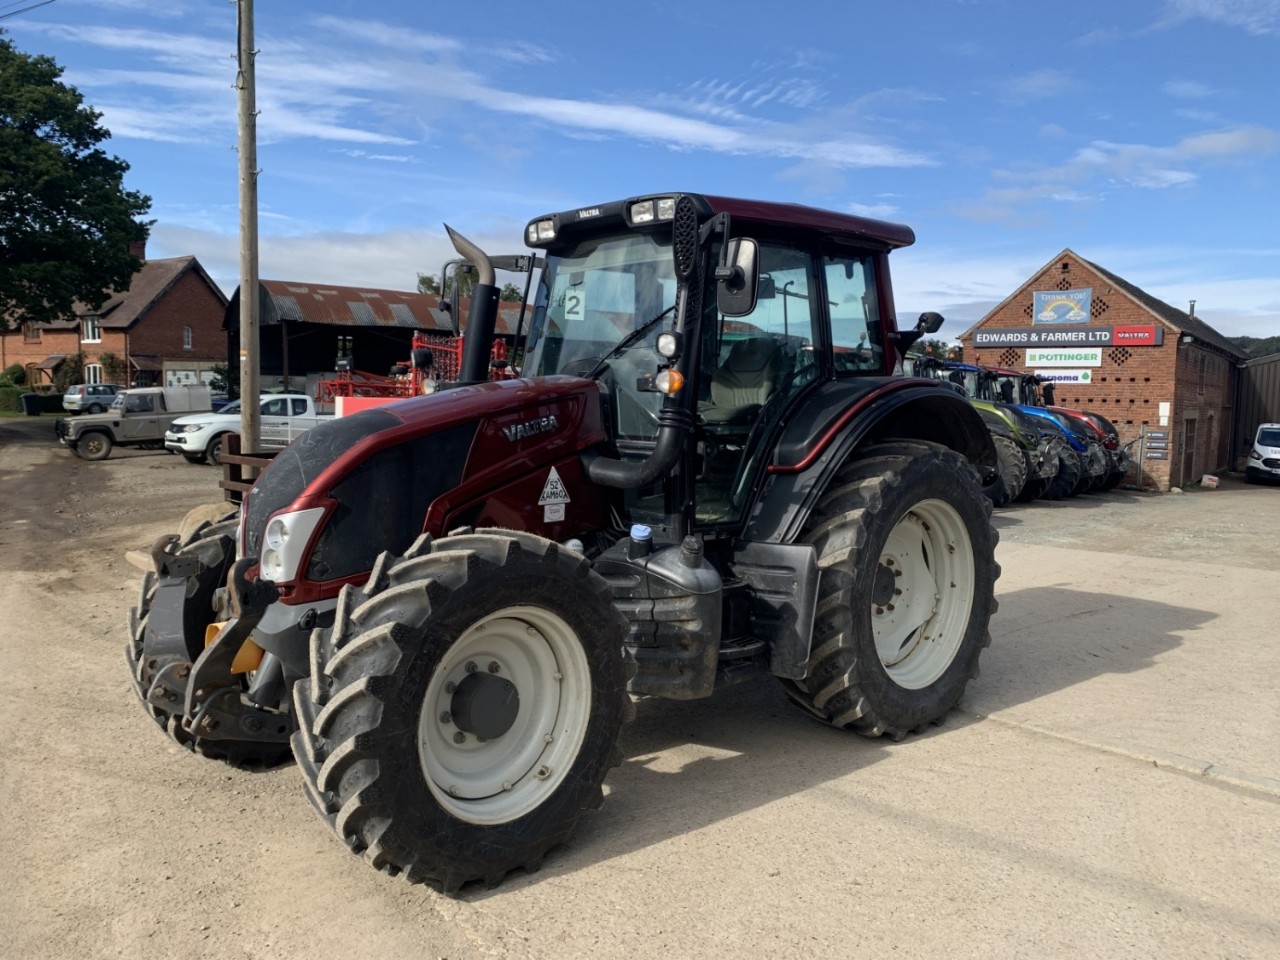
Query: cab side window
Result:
<box><xmin>262</xmin><ymin>398</ymin><xmax>288</xmax><ymax>417</ymax></box>
<box><xmin>824</xmin><ymin>254</ymin><xmax>883</xmax><ymax>374</ymax></box>
<box><xmin>124</xmin><ymin>394</ymin><xmax>155</xmax><ymax>413</ymax></box>
<box><xmin>290</xmin><ymin>398</ymin><xmax>308</xmax><ymax>416</ymax></box>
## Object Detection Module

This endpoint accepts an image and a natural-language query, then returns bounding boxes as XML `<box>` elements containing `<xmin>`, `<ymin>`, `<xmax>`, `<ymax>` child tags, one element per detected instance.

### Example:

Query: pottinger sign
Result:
<box><xmin>1026</xmin><ymin>347</ymin><xmax>1103</xmax><ymax>367</ymax></box>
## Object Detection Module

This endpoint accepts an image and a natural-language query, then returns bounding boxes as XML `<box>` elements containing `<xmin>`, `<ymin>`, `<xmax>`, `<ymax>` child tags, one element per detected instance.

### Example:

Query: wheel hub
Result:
<box><xmin>871</xmin><ymin>563</ymin><xmax>897</xmax><ymax>608</ymax></box>
<box><xmin>451</xmin><ymin>672</ymin><xmax>520</xmax><ymax>740</ymax></box>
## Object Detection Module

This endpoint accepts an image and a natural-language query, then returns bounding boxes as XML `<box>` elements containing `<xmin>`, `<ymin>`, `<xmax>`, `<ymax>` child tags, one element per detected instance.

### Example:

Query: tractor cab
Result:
<box><xmin>522</xmin><ymin>194</ymin><xmax>948</xmax><ymax>533</ymax></box>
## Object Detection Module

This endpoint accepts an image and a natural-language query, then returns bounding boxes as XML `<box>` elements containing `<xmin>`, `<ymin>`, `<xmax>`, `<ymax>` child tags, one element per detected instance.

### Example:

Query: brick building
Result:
<box><xmin>0</xmin><ymin>251</ymin><xmax>228</xmax><ymax>389</ymax></box>
<box><xmin>959</xmin><ymin>249</ymin><xmax>1248</xmax><ymax>491</ymax></box>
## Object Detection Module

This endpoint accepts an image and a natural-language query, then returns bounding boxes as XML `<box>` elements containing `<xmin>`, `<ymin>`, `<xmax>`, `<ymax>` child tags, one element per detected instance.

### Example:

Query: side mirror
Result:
<box><xmin>757</xmin><ymin>274</ymin><xmax>777</xmax><ymax>300</ymax></box>
<box><xmin>716</xmin><ymin>237</ymin><xmax>760</xmax><ymax>318</ymax></box>
<box><xmin>916</xmin><ymin>311</ymin><xmax>944</xmax><ymax>334</ymax></box>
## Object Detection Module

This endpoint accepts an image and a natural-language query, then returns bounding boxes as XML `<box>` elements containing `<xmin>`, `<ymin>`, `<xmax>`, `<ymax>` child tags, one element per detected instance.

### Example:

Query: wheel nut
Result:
<box><xmin>453</xmin><ymin>731</ymin><xmax>466</xmax><ymax>744</ymax></box>
<box><xmin>445</xmin><ymin>681</ymin><xmax>456</xmax><ymax>694</ymax></box>
<box><xmin>894</xmin><ymin>588</ymin><xmax>903</xmax><ymax>596</ymax></box>
<box><xmin>488</xmin><ymin>661</ymin><xmax>500</xmax><ymax>674</ymax></box>
<box><xmin>543</xmin><ymin>734</ymin><xmax>554</xmax><ymax>743</ymax></box>
<box><xmin>536</xmin><ymin>766</ymin><xmax>550</xmax><ymax>779</ymax></box>
<box><xmin>439</xmin><ymin>711</ymin><xmax>452</xmax><ymax>724</ymax></box>
<box><xmin>502</xmin><ymin>781</ymin><xmax>513</xmax><ymax>792</ymax></box>
<box><xmin>465</xmin><ymin>661</ymin><xmax>478</xmax><ymax>674</ymax></box>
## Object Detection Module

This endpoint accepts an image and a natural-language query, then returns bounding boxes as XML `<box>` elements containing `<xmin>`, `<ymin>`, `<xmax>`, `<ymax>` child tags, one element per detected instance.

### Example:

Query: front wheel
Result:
<box><xmin>78</xmin><ymin>431</ymin><xmax>113</xmax><ymax>461</ymax></box>
<box><xmin>985</xmin><ymin>434</ymin><xmax>1028</xmax><ymax>507</ymax></box>
<box><xmin>1044</xmin><ymin>449</ymin><xmax>1081</xmax><ymax>500</ymax></box>
<box><xmin>780</xmin><ymin>440</ymin><xmax>999</xmax><ymax>739</ymax></box>
<box><xmin>292</xmin><ymin>529</ymin><xmax>631</xmax><ymax>893</ymax></box>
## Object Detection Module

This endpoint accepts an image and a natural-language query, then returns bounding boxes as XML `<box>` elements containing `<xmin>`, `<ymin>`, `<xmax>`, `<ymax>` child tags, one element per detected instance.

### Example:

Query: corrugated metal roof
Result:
<box><xmin>249</xmin><ymin>279</ymin><xmax>523</xmax><ymax>334</ymax></box>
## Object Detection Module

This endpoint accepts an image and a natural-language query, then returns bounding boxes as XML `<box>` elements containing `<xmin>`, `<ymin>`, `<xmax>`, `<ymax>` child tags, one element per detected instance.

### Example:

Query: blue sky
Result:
<box><xmin>7</xmin><ymin>0</ymin><xmax>1280</xmax><ymax>339</ymax></box>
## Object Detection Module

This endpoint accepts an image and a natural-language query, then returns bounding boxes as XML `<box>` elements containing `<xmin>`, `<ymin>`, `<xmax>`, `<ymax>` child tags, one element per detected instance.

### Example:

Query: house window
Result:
<box><xmin>23</xmin><ymin>323</ymin><xmax>41</xmax><ymax>343</ymax></box>
<box><xmin>82</xmin><ymin>318</ymin><xmax>101</xmax><ymax>343</ymax></box>
<box><xmin>183</xmin><ymin>325</ymin><xmax>193</xmax><ymax>350</ymax></box>
<box><xmin>84</xmin><ymin>363</ymin><xmax>103</xmax><ymax>385</ymax></box>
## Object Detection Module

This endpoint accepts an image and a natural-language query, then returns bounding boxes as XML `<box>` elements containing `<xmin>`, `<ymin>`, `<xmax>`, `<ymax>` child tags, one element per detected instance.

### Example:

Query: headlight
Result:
<box><xmin>256</xmin><ymin>507</ymin><xmax>326</xmax><ymax>583</ymax></box>
<box><xmin>1249</xmin><ymin>449</ymin><xmax>1262</xmax><ymax>460</ymax></box>
<box><xmin>629</xmin><ymin>197</ymin><xmax>677</xmax><ymax>225</ymax></box>
<box><xmin>526</xmin><ymin>219</ymin><xmax>556</xmax><ymax>244</ymax></box>
<box><xmin>656</xmin><ymin>332</ymin><xmax>681</xmax><ymax>359</ymax></box>
<box><xmin>174</xmin><ymin>423</ymin><xmax>205</xmax><ymax>433</ymax></box>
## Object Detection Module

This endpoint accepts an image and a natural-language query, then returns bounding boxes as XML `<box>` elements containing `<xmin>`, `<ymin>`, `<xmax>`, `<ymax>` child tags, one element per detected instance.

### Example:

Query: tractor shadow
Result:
<box><xmin>469</xmin><ymin>587</ymin><xmax>1207</xmax><ymax>897</ymax></box>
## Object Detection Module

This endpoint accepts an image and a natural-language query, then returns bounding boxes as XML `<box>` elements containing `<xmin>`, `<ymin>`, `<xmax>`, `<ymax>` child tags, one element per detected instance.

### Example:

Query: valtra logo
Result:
<box><xmin>1113</xmin><ymin>325</ymin><xmax>1158</xmax><ymax>346</ymax></box>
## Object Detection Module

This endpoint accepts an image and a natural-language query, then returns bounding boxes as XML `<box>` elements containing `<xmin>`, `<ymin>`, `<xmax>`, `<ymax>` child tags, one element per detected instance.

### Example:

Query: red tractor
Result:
<box><xmin>128</xmin><ymin>194</ymin><xmax>1000</xmax><ymax>892</ymax></box>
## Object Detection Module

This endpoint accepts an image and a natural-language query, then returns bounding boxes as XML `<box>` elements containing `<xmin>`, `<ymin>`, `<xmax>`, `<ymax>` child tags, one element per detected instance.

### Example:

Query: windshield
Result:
<box><xmin>1258</xmin><ymin>428</ymin><xmax>1280</xmax><ymax>447</ymax></box>
<box><xmin>525</xmin><ymin>232</ymin><xmax>679</xmax><ymax>441</ymax></box>
<box><xmin>525</xmin><ymin>233</ymin><xmax>678</xmax><ymax>378</ymax></box>
<box><xmin>221</xmin><ymin>400</ymin><xmax>242</xmax><ymax>415</ymax></box>
<box><xmin>109</xmin><ymin>394</ymin><xmax>125</xmax><ymax>410</ymax></box>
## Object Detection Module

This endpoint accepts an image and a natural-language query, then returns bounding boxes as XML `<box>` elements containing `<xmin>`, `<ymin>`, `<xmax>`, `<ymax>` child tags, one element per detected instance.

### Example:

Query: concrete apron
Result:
<box><xmin>970</xmin><ymin>540</ymin><xmax>1280</xmax><ymax>795</ymax></box>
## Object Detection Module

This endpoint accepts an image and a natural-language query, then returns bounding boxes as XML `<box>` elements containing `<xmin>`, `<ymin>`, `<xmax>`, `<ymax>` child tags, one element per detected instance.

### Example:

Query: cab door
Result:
<box><xmin>119</xmin><ymin>393</ymin><xmax>160</xmax><ymax>440</ymax></box>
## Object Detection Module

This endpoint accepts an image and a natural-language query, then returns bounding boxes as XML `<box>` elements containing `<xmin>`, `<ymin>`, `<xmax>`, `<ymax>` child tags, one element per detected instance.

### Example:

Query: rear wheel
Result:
<box><xmin>1044</xmin><ymin>449</ymin><xmax>1081</xmax><ymax>500</ymax></box>
<box><xmin>780</xmin><ymin>441</ymin><xmax>999</xmax><ymax>739</ymax></box>
<box><xmin>87</xmin><ymin>403</ymin><xmax>104</xmax><ymax>414</ymax></box>
<box><xmin>292</xmin><ymin>529</ymin><xmax>632</xmax><ymax>893</ymax></box>
<box><xmin>78</xmin><ymin>431</ymin><xmax>113</xmax><ymax>461</ymax></box>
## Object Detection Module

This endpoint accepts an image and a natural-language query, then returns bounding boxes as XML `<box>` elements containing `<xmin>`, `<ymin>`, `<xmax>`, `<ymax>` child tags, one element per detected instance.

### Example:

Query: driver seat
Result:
<box><xmin>701</xmin><ymin>338</ymin><xmax>781</xmax><ymax>425</ymax></box>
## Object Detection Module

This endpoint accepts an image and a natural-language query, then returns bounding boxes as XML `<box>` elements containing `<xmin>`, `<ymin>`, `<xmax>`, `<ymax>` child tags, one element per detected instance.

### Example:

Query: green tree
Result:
<box><xmin>0</xmin><ymin>33</ymin><xmax>152</xmax><ymax>330</ymax></box>
<box><xmin>499</xmin><ymin>282</ymin><xmax>523</xmax><ymax>302</ymax></box>
<box><xmin>97</xmin><ymin>351</ymin><xmax>127</xmax><ymax>385</ymax></box>
<box><xmin>417</xmin><ymin>266</ymin><xmax>479</xmax><ymax>299</ymax></box>
<box><xmin>52</xmin><ymin>354</ymin><xmax>84</xmax><ymax>392</ymax></box>
<box><xmin>3</xmin><ymin>363</ymin><xmax>25</xmax><ymax>385</ymax></box>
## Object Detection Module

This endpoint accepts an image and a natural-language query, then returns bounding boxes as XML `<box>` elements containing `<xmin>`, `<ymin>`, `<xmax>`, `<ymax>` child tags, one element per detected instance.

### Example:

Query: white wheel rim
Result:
<box><xmin>871</xmin><ymin>498</ymin><xmax>975</xmax><ymax>690</ymax></box>
<box><xmin>417</xmin><ymin>605</ymin><xmax>591</xmax><ymax>825</ymax></box>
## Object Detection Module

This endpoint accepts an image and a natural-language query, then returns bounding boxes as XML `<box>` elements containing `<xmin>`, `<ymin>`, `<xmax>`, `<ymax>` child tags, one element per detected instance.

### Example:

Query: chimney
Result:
<box><xmin>1188</xmin><ymin>299</ymin><xmax>1196</xmax><ymax>319</ymax></box>
<box><xmin>128</xmin><ymin>238</ymin><xmax>147</xmax><ymax>261</ymax></box>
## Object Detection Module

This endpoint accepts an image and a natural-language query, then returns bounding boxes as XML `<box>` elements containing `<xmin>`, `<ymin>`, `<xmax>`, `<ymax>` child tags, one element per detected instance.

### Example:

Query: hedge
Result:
<box><xmin>0</xmin><ymin>388</ymin><xmax>67</xmax><ymax>414</ymax></box>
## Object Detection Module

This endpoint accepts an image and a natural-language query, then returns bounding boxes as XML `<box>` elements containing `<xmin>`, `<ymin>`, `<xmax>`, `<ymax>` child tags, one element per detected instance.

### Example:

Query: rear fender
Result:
<box><xmin>744</xmin><ymin>382</ymin><xmax>994</xmax><ymax>544</ymax></box>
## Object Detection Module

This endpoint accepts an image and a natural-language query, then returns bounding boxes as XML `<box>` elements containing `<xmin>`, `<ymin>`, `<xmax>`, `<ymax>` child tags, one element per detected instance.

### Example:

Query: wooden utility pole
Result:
<box><xmin>235</xmin><ymin>0</ymin><xmax>261</xmax><ymax>455</ymax></box>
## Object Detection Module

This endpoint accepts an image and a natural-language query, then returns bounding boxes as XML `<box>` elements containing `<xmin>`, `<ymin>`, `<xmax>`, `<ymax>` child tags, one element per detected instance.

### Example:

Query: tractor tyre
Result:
<box><xmin>1102</xmin><ymin>467</ymin><xmax>1127</xmax><ymax>491</ymax></box>
<box><xmin>127</xmin><ymin>508</ymin><xmax>294</xmax><ymax>767</ymax></box>
<box><xmin>1044</xmin><ymin>449</ymin><xmax>1081</xmax><ymax>500</ymax></box>
<box><xmin>985</xmin><ymin>434</ymin><xmax>1027</xmax><ymax>507</ymax></box>
<box><xmin>292</xmin><ymin>529</ymin><xmax>633</xmax><ymax>894</ymax></box>
<box><xmin>779</xmin><ymin>440</ymin><xmax>999</xmax><ymax>740</ymax></box>
<box><xmin>79</xmin><ymin>431</ymin><xmax>113</xmax><ymax>461</ymax></box>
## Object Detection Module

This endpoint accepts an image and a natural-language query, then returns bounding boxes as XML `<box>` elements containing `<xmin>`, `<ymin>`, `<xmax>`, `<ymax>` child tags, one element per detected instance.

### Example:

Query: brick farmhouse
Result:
<box><xmin>1</xmin><ymin>247</ymin><xmax>228</xmax><ymax>389</ymax></box>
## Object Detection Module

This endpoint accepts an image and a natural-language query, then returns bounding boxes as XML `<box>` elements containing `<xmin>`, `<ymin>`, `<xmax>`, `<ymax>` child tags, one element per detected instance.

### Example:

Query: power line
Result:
<box><xmin>0</xmin><ymin>0</ymin><xmax>56</xmax><ymax>23</ymax></box>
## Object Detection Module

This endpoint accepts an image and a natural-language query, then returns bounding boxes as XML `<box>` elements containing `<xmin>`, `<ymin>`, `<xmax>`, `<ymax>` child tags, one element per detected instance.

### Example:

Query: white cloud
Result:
<box><xmin>848</xmin><ymin>201</ymin><xmax>901</xmax><ymax>218</ymax></box>
<box><xmin>1163</xmin><ymin>79</ymin><xmax>1219</xmax><ymax>98</ymax></box>
<box><xmin>999</xmin><ymin>68</ymin><xmax>1080</xmax><ymax>104</ymax></box>
<box><xmin>1159</xmin><ymin>0</ymin><xmax>1280</xmax><ymax>35</ymax></box>
<box><xmin>1178</xmin><ymin>125</ymin><xmax>1278</xmax><ymax>156</ymax></box>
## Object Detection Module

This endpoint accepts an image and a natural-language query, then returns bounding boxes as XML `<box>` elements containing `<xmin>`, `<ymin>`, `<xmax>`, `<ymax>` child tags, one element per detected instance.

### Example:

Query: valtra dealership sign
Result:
<box><xmin>972</xmin><ymin>324</ymin><xmax>1164</xmax><ymax>348</ymax></box>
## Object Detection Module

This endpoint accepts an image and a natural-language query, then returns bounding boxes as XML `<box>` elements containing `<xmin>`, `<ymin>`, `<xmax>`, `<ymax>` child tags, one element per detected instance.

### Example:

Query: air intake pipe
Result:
<box><xmin>584</xmin><ymin>195</ymin><xmax>701</xmax><ymax>489</ymax></box>
<box><xmin>445</xmin><ymin>224</ymin><xmax>500</xmax><ymax>385</ymax></box>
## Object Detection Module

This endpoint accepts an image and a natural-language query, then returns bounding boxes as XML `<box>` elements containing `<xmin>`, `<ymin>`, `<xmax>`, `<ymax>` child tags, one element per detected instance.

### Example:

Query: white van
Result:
<box><xmin>1246</xmin><ymin>423</ymin><xmax>1280</xmax><ymax>483</ymax></box>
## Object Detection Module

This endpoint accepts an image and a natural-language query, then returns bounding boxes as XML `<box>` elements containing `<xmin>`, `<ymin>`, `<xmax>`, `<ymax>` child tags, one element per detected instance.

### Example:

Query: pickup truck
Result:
<box><xmin>55</xmin><ymin>385</ymin><xmax>213</xmax><ymax>461</ymax></box>
<box><xmin>165</xmin><ymin>393</ymin><xmax>330</xmax><ymax>465</ymax></box>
